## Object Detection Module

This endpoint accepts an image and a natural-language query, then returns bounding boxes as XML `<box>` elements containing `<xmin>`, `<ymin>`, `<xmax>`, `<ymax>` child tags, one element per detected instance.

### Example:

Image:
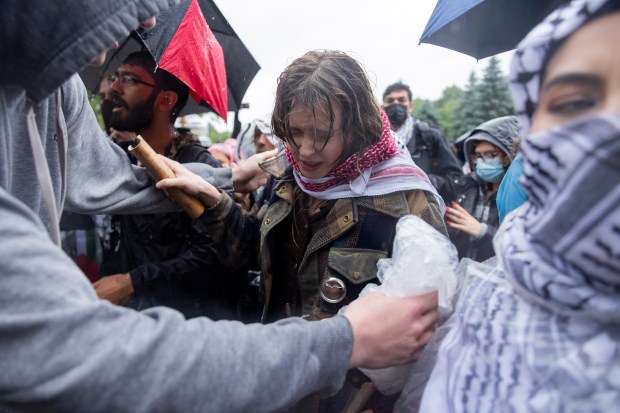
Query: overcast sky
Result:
<box><xmin>213</xmin><ymin>0</ymin><xmax>514</xmax><ymax>125</ymax></box>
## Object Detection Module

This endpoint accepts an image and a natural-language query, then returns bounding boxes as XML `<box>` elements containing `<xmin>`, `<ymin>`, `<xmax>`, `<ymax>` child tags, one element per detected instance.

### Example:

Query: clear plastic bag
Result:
<box><xmin>359</xmin><ymin>214</ymin><xmax>459</xmax><ymax>395</ymax></box>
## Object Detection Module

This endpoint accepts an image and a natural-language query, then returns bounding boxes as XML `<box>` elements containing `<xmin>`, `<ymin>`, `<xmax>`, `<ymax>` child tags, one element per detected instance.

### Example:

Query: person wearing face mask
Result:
<box><xmin>395</xmin><ymin>1</ymin><xmax>620</xmax><ymax>412</ymax></box>
<box><xmin>382</xmin><ymin>82</ymin><xmax>463</xmax><ymax>203</ymax></box>
<box><xmin>445</xmin><ymin>116</ymin><xmax>518</xmax><ymax>262</ymax></box>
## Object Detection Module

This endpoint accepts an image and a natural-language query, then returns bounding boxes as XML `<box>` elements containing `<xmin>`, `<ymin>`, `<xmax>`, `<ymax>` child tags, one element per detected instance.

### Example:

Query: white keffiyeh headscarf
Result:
<box><xmin>503</xmin><ymin>113</ymin><xmax>620</xmax><ymax>322</ymax></box>
<box><xmin>394</xmin><ymin>114</ymin><xmax>416</xmax><ymax>148</ymax></box>
<box><xmin>399</xmin><ymin>2</ymin><xmax>620</xmax><ymax>412</ymax></box>
<box><xmin>509</xmin><ymin>0</ymin><xmax>614</xmax><ymax>136</ymax></box>
<box><xmin>504</xmin><ymin>0</ymin><xmax>620</xmax><ymax>322</ymax></box>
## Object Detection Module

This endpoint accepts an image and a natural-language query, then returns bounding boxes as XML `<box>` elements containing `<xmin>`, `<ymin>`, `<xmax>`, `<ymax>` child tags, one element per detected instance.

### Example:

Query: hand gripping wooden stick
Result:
<box><xmin>128</xmin><ymin>136</ymin><xmax>205</xmax><ymax>219</ymax></box>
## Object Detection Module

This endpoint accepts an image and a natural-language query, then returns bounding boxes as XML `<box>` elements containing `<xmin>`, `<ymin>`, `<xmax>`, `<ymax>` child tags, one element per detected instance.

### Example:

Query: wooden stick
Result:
<box><xmin>129</xmin><ymin>136</ymin><xmax>205</xmax><ymax>219</ymax></box>
<box><xmin>343</xmin><ymin>381</ymin><xmax>376</xmax><ymax>413</ymax></box>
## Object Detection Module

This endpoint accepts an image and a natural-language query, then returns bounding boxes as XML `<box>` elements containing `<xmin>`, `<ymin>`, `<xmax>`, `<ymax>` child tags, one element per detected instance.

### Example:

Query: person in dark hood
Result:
<box><xmin>382</xmin><ymin>81</ymin><xmax>463</xmax><ymax>203</ymax></box>
<box><xmin>0</xmin><ymin>2</ymin><xmax>440</xmax><ymax>411</ymax></box>
<box><xmin>445</xmin><ymin>115</ymin><xmax>518</xmax><ymax>261</ymax></box>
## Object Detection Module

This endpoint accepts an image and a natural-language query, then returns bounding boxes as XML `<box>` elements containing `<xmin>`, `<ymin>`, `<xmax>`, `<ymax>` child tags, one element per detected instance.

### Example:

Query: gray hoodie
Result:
<box><xmin>0</xmin><ymin>0</ymin><xmax>234</xmax><ymax>244</ymax></box>
<box><xmin>463</xmin><ymin>115</ymin><xmax>519</xmax><ymax>171</ymax></box>
<box><xmin>0</xmin><ymin>1</ymin><xmax>352</xmax><ymax>412</ymax></box>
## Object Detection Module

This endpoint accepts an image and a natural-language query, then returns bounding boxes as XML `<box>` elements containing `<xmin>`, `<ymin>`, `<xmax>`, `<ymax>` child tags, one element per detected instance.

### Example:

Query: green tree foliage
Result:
<box><xmin>447</xmin><ymin>57</ymin><xmax>514</xmax><ymax>140</ymax></box>
<box><xmin>209</xmin><ymin>128</ymin><xmax>232</xmax><ymax>144</ymax></box>
<box><xmin>410</xmin><ymin>88</ymin><xmax>463</xmax><ymax>139</ymax></box>
<box><xmin>436</xmin><ymin>85</ymin><xmax>463</xmax><ymax>108</ymax></box>
<box><xmin>412</xmin><ymin>98</ymin><xmax>440</xmax><ymax>129</ymax></box>
<box><xmin>477</xmin><ymin>56</ymin><xmax>515</xmax><ymax>122</ymax></box>
<box><xmin>450</xmin><ymin>71</ymin><xmax>483</xmax><ymax>140</ymax></box>
<box><xmin>88</xmin><ymin>93</ymin><xmax>105</xmax><ymax>130</ymax></box>
<box><xmin>435</xmin><ymin>85</ymin><xmax>463</xmax><ymax>141</ymax></box>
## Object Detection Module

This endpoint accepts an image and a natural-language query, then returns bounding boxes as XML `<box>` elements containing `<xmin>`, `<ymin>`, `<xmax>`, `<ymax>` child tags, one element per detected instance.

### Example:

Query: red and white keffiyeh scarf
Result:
<box><xmin>283</xmin><ymin>111</ymin><xmax>444</xmax><ymax>211</ymax></box>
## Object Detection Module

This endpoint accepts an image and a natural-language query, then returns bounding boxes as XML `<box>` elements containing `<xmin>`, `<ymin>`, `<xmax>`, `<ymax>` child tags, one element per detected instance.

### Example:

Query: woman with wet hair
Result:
<box><xmin>158</xmin><ymin>50</ymin><xmax>448</xmax><ymax>412</ymax></box>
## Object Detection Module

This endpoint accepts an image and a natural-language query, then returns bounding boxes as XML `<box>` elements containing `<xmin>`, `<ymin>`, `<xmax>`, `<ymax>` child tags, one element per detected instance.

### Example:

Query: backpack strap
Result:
<box><xmin>416</xmin><ymin>121</ymin><xmax>435</xmax><ymax>152</ymax></box>
<box><xmin>409</xmin><ymin>120</ymin><xmax>437</xmax><ymax>157</ymax></box>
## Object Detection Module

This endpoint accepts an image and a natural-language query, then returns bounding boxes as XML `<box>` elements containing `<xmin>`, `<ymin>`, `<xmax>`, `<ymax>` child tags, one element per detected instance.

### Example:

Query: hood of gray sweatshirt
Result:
<box><xmin>0</xmin><ymin>0</ymin><xmax>232</xmax><ymax>242</ymax></box>
<box><xmin>0</xmin><ymin>0</ymin><xmax>178</xmax><ymax>103</ymax></box>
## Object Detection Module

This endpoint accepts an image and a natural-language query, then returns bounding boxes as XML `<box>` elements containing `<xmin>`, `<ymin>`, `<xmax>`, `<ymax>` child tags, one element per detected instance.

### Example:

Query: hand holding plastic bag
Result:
<box><xmin>359</xmin><ymin>214</ymin><xmax>459</xmax><ymax>395</ymax></box>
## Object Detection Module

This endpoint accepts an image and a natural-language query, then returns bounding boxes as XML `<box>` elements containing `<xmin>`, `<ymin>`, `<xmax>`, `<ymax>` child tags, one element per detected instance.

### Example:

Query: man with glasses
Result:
<box><xmin>97</xmin><ymin>72</ymin><xmax>137</xmax><ymax>144</ymax></box>
<box><xmin>93</xmin><ymin>50</ymin><xmax>246</xmax><ymax>320</ymax></box>
<box><xmin>382</xmin><ymin>81</ymin><xmax>463</xmax><ymax>203</ymax></box>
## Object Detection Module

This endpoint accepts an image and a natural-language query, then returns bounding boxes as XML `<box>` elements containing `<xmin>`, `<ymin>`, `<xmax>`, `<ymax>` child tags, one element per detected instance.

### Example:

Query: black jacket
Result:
<box><xmin>99</xmin><ymin>142</ymin><xmax>246</xmax><ymax>320</ymax></box>
<box><xmin>449</xmin><ymin>173</ymin><xmax>499</xmax><ymax>262</ymax></box>
<box><xmin>450</xmin><ymin>115</ymin><xmax>519</xmax><ymax>262</ymax></box>
<box><xmin>406</xmin><ymin>121</ymin><xmax>463</xmax><ymax>203</ymax></box>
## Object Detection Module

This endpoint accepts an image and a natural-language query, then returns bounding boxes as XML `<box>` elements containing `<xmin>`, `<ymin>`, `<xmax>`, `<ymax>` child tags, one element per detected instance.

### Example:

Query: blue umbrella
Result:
<box><xmin>419</xmin><ymin>0</ymin><xmax>565</xmax><ymax>59</ymax></box>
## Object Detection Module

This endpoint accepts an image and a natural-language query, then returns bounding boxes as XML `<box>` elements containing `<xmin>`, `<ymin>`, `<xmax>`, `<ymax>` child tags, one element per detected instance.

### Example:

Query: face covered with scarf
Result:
<box><xmin>504</xmin><ymin>0</ymin><xmax>620</xmax><ymax>321</ymax></box>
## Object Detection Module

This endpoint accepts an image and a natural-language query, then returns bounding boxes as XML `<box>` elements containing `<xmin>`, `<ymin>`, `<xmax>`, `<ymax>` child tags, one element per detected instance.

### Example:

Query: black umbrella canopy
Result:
<box><xmin>199</xmin><ymin>0</ymin><xmax>261</xmax><ymax>113</ymax></box>
<box><xmin>79</xmin><ymin>0</ymin><xmax>260</xmax><ymax>116</ymax></box>
<box><xmin>419</xmin><ymin>0</ymin><xmax>568</xmax><ymax>60</ymax></box>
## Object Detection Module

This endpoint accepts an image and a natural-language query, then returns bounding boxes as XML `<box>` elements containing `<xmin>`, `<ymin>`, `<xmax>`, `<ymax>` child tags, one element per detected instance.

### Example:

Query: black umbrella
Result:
<box><xmin>199</xmin><ymin>0</ymin><xmax>260</xmax><ymax>114</ymax></box>
<box><xmin>80</xmin><ymin>0</ymin><xmax>260</xmax><ymax>117</ymax></box>
<box><xmin>419</xmin><ymin>0</ymin><xmax>567</xmax><ymax>59</ymax></box>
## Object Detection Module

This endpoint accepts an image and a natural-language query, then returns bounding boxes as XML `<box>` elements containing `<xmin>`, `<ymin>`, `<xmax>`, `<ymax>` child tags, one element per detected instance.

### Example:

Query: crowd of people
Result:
<box><xmin>1</xmin><ymin>0</ymin><xmax>619</xmax><ymax>412</ymax></box>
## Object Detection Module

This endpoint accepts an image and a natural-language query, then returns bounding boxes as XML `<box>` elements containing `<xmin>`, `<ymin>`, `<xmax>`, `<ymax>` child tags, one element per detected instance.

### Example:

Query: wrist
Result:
<box><xmin>343</xmin><ymin>311</ymin><xmax>366</xmax><ymax>369</ymax></box>
<box><xmin>345</xmin><ymin>320</ymin><xmax>362</xmax><ymax>369</ymax></box>
<box><xmin>231</xmin><ymin>167</ymin><xmax>240</xmax><ymax>189</ymax></box>
<box><xmin>205</xmin><ymin>191</ymin><xmax>225</xmax><ymax>210</ymax></box>
<box><xmin>473</xmin><ymin>223</ymin><xmax>488</xmax><ymax>239</ymax></box>
<box><xmin>197</xmin><ymin>181</ymin><xmax>222</xmax><ymax>207</ymax></box>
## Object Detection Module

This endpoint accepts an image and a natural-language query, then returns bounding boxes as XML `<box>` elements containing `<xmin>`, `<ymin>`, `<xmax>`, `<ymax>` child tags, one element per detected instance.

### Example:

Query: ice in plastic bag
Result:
<box><xmin>359</xmin><ymin>214</ymin><xmax>459</xmax><ymax>395</ymax></box>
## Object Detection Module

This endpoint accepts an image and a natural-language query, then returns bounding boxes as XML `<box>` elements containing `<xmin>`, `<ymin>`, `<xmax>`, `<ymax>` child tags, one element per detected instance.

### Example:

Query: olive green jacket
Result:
<box><xmin>200</xmin><ymin>173</ymin><xmax>447</xmax><ymax>322</ymax></box>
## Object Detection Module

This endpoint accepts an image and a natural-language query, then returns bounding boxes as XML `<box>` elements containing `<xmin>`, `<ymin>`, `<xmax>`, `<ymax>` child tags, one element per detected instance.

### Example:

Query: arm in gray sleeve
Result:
<box><xmin>0</xmin><ymin>188</ymin><xmax>352</xmax><ymax>413</ymax></box>
<box><xmin>60</xmin><ymin>75</ymin><xmax>232</xmax><ymax>216</ymax></box>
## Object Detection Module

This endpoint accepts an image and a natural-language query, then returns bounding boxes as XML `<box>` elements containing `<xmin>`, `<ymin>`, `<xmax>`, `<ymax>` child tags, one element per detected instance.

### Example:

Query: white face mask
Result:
<box><xmin>502</xmin><ymin>112</ymin><xmax>620</xmax><ymax>322</ymax></box>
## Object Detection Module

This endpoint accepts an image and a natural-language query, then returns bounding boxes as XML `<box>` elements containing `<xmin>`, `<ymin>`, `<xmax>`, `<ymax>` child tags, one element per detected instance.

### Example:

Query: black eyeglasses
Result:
<box><xmin>108</xmin><ymin>73</ymin><xmax>157</xmax><ymax>89</ymax></box>
<box><xmin>470</xmin><ymin>150</ymin><xmax>499</xmax><ymax>163</ymax></box>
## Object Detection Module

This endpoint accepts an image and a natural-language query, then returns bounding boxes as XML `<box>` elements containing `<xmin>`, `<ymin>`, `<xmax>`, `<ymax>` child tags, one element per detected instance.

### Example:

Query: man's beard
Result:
<box><xmin>108</xmin><ymin>90</ymin><xmax>159</xmax><ymax>133</ymax></box>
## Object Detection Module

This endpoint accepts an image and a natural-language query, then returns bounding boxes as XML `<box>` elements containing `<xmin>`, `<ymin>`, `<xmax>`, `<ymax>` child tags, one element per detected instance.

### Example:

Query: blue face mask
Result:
<box><xmin>476</xmin><ymin>157</ymin><xmax>504</xmax><ymax>182</ymax></box>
